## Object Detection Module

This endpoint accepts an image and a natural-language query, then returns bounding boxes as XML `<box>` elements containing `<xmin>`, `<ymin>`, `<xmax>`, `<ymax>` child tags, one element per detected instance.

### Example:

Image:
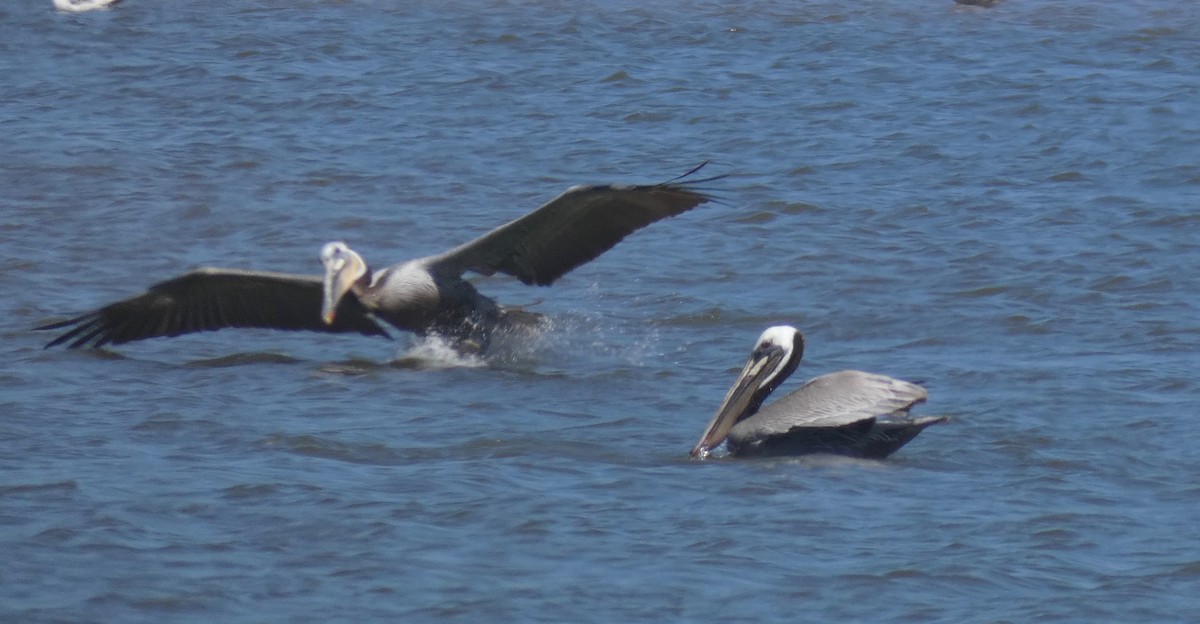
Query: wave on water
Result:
<box><xmin>183</xmin><ymin>352</ymin><xmax>305</xmax><ymax>368</ymax></box>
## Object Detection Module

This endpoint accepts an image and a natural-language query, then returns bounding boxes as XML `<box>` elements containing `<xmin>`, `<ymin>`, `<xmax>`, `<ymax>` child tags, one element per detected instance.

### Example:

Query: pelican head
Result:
<box><xmin>320</xmin><ymin>242</ymin><xmax>369</xmax><ymax>325</ymax></box>
<box><xmin>690</xmin><ymin>325</ymin><xmax>805</xmax><ymax>458</ymax></box>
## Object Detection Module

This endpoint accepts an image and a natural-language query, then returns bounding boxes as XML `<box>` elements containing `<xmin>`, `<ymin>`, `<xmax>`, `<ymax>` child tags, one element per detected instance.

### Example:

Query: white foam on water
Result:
<box><xmin>392</xmin><ymin>335</ymin><xmax>487</xmax><ymax>370</ymax></box>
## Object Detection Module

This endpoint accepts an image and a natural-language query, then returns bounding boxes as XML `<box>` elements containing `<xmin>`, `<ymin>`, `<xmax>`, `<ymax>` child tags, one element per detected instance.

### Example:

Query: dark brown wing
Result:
<box><xmin>428</xmin><ymin>166</ymin><xmax>720</xmax><ymax>286</ymax></box>
<box><xmin>37</xmin><ymin>268</ymin><xmax>389</xmax><ymax>349</ymax></box>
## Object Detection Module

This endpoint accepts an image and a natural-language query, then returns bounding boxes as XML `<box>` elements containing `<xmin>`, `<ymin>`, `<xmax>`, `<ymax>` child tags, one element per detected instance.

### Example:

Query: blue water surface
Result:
<box><xmin>2</xmin><ymin>0</ymin><xmax>1198</xmax><ymax>622</ymax></box>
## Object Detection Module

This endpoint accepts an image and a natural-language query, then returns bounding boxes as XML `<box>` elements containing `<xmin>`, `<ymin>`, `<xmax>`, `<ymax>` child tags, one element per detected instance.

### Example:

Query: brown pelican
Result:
<box><xmin>691</xmin><ymin>326</ymin><xmax>945</xmax><ymax>459</ymax></box>
<box><xmin>37</xmin><ymin>166</ymin><xmax>719</xmax><ymax>353</ymax></box>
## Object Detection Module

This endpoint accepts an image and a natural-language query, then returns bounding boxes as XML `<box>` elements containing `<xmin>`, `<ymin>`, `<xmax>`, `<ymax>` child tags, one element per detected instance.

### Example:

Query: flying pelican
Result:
<box><xmin>53</xmin><ymin>0</ymin><xmax>121</xmax><ymax>12</ymax></box>
<box><xmin>37</xmin><ymin>166</ymin><xmax>720</xmax><ymax>353</ymax></box>
<box><xmin>691</xmin><ymin>326</ymin><xmax>945</xmax><ymax>459</ymax></box>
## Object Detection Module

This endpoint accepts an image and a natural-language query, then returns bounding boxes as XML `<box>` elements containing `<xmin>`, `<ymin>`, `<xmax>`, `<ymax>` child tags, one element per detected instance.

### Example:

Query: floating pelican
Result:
<box><xmin>38</xmin><ymin>166</ymin><xmax>719</xmax><ymax>353</ymax></box>
<box><xmin>53</xmin><ymin>0</ymin><xmax>121</xmax><ymax>12</ymax></box>
<box><xmin>691</xmin><ymin>326</ymin><xmax>945</xmax><ymax>459</ymax></box>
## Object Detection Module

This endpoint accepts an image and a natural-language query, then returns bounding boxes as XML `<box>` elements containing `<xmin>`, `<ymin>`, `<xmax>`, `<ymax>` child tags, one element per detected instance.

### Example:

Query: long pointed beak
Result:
<box><xmin>321</xmin><ymin>263</ymin><xmax>354</xmax><ymax>325</ymax></box>
<box><xmin>690</xmin><ymin>346</ymin><xmax>786</xmax><ymax>459</ymax></box>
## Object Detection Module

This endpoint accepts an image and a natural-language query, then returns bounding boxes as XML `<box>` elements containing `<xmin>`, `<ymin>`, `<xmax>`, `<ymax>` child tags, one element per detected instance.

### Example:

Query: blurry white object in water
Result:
<box><xmin>54</xmin><ymin>0</ymin><xmax>121</xmax><ymax>12</ymax></box>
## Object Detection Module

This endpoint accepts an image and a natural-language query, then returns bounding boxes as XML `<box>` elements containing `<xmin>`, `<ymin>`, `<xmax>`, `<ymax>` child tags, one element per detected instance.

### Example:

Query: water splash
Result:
<box><xmin>382</xmin><ymin>312</ymin><xmax>665</xmax><ymax>373</ymax></box>
<box><xmin>392</xmin><ymin>335</ymin><xmax>487</xmax><ymax>370</ymax></box>
<box><xmin>494</xmin><ymin>312</ymin><xmax>665</xmax><ymax>372</ymax></box>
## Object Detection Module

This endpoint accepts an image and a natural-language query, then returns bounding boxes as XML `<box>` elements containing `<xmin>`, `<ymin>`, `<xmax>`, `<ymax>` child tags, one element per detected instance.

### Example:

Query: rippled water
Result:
<box><xmin>3</xmin><ymin>1</ymin><xmax>1199</xmax><ymax>621</ymax></box>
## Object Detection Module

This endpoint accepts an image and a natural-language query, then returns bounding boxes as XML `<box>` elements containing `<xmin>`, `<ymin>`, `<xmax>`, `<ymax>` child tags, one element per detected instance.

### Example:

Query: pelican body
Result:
<box><xmin>38</xmin><ymin>166</ymin><xmax>719</xmax><ymax>353</ymax></box>
<box><xmin>691</xmin><ymin>326</ymin><xmax>944</xmax><ymax>460</ymax></box>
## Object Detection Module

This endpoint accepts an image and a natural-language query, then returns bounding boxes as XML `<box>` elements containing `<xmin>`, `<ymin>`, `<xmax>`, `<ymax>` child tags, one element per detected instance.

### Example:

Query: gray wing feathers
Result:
<box><xmin>429</xmin><ymin>183</ymin><xmax>711</xmax><ymax>286</ymax></box>
<box><xmin>37</xmin><ymin>268</ymin><xmax>388</xmax><ymax>348</ymax></box>
<box><xmin>733</xmin><ymin>370</ymin><xmax>928</xmax><ymax>438</ymax></box>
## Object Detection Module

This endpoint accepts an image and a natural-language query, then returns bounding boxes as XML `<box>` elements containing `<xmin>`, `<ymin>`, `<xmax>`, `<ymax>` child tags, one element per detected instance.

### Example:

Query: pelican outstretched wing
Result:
<box><xmin>37</xmin><ymin>268</ymin><xmax>389</xmax><ymax>349</ymax></box>
<box><xmin>429</xmin><ymin>164</ymin><xmax>721</xmax><ymax>286</ymax></box>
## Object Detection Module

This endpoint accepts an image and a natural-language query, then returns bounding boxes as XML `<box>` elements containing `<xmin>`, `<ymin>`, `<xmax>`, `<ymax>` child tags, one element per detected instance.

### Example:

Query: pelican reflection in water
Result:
<box><xmin>38</xmin><ymin>165</ymin><xmax>720</xmax><ymax>354</ymax></box>
<box><xmin>691</xmin><ymin>326</ymin><xmax>945</xmax><ymax>460</ymax></box>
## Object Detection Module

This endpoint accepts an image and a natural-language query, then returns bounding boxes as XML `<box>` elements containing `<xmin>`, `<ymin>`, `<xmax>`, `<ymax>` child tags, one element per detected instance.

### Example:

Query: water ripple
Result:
<box><xmin>4</xmin><ymin>0</ymin><xmax>1200</xmax><ymax>622</ymax></box>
